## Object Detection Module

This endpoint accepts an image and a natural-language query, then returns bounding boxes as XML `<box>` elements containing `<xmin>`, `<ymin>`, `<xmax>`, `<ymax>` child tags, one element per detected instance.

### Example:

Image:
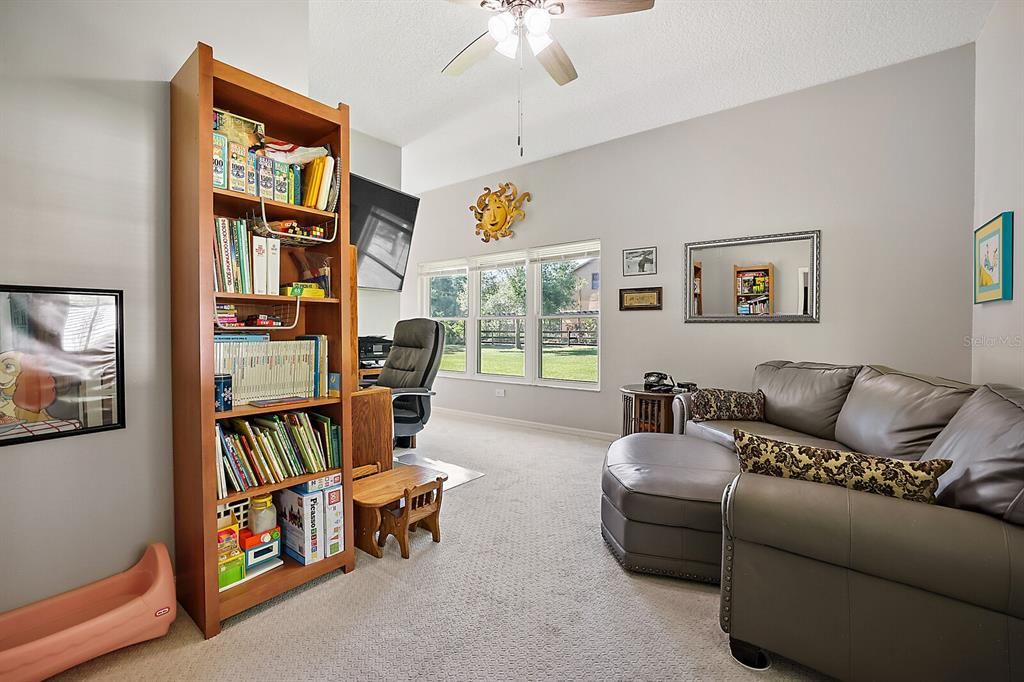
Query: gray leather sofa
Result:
<box><xmin>602</xmin><ymin>361</ymin><xmax>974</xmax><ymax>581</ymax></box>
<box><xmin>602</xmin><ymin>361</ymin><xmax>1024</xmax><ymax>680</ymax></box>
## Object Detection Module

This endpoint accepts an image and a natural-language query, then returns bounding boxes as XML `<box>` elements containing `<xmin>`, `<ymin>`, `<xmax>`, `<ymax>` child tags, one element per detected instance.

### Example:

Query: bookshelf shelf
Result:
<box><xmin>213</xmin><ymin>188</ymin><xmax>337</xmax><ymax>223</ymax></box>
<box><xmin>217</xmin><ymin>466</ymin><xmax>344</xmax><ymax>505</ymax></box>
<box><xmin>734</xmin><ymin>263</ymin><xmax>775</xmax><ymax>316</ymax></box>
<box><xmin>218</xmin><ymin>552</ymin><xmax>348</xmax><ymax>620</ymax></box>
<box><xmin>171</xmin><ymin>42</ymin><xmax>356</xmax><ymax>639</ymax></box>
<box><xmin>214</xmin><ymin>397</ymin><xmax>341</xmax><ymax>420</ymax></box>
<box><xmin>215</xmin><ymin>292</ymin><xmax>340</xmax><ymax>304</ymax></box>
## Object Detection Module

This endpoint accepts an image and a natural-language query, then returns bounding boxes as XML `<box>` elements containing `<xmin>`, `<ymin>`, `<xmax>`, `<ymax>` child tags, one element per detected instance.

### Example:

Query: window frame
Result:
<box><xmin>421</xmin><ymin>266</ymin><xmax>470</xmax><ymax>375</ymax></box>
<box><xmin>419</xmin><ymin>240</ymin><xmax>601</xmax><ymax>391</ymax></box>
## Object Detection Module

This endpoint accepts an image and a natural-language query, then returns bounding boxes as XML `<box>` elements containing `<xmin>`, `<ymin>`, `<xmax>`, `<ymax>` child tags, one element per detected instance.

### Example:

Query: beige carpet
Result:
<box><xmin>58</xmin><ymin>413</ymin><xmax>825</xmax><ymax>681</ymax></box>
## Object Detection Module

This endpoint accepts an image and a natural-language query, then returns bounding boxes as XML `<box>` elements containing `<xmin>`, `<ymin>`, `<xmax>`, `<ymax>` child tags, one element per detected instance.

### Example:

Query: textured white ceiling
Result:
<box><xmin>309</xmin><ymin>0</ymin><xmax>993</xmax><ymax>193</ymax></box>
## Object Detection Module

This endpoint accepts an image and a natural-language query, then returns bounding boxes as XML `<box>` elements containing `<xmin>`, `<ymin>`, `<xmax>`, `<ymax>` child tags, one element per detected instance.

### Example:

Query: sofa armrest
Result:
<box><xmin>672</xmin><ymin>392</ymin><xmax>693</xmax><ymax>434</ymax></box>
<box><xmin>723</xmin><ymin>473</ymin><xmax>1024</xmax><ymax>618</ymax></box>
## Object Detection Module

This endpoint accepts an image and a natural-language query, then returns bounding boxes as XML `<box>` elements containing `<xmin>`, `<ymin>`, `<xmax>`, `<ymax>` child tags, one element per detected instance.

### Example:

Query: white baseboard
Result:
<box><xmin>431</xmin><ymin>407</ymin><xmax>618</xmax><ymax>443</ymax></box>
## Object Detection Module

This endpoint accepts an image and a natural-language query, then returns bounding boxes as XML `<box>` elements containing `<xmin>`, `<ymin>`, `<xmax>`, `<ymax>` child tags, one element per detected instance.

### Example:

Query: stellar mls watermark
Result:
<box><xmin>963</xmin><ymin>335</ymin><xmax>1024</xmax><ymax>348</ymax></box>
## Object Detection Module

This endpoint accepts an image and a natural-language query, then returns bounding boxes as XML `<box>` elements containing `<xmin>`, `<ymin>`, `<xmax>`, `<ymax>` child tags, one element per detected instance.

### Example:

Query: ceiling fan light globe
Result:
<box><xmin>487</xmin><ymin>12</ymin><xmax>515</xmax><ymax>42</ymax></box>
<box><xmin>524</xmin><ymin>6</ymin><xmax>551</xmax><ymax>35</ymax></box>
<box><xmin>495</xmin><ymin>34</ymin><xmax>519</xmax><ymax>59</ymax></box>
<box><xmin>527</xmin><ymin>32</ymin><xmax>552</xmax><ymax>55</ymax></box>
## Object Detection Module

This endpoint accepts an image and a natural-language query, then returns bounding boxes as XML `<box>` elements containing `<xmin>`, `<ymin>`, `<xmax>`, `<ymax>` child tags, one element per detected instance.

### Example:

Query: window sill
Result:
<box><xmin>435</xmin><ymin>371</ymin><xmax>601</xmax><ymax>393</ymax></box>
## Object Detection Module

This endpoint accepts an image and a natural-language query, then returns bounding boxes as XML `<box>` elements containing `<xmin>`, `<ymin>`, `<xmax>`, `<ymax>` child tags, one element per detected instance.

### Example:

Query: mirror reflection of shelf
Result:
<box><xmin>734</xmin><ymin>263</ymin><xmax>774</xmax><ymax>316</ymax></box>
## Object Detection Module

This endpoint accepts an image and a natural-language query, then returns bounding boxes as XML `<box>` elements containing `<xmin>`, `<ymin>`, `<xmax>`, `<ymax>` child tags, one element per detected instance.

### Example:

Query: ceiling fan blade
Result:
<box><xmin>551</xmin><ymin>0</ymin><xmax>654</xmax><ymax>18</ymax></box>
<box><xmin>442</xmin><ymin>32</ymin><xmax>498</xmax><ymax>76</ymax></box>
<box><xmin>536</xmin><ymin>36</ymin><xmax>578</xmax><ymax>86</ymax></box>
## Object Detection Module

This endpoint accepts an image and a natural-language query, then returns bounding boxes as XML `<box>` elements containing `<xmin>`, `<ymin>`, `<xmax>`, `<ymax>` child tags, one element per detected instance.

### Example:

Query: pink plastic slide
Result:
<box><xmin>0</xmin><ymin>543</ymin><xmax>176</xmax><ymax>682</ymax></box>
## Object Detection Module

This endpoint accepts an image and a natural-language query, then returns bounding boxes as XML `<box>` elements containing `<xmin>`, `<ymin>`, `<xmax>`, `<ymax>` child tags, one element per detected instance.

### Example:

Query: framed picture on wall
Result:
<box><xmin>623</xmin><ymin>247</ymin><xmax>657</xmax><ymax>276</ymax></box>
<box><xmin>619</xmin><ymin>287</ymin><xmax>663</xmax><ymax>311</ymax></box>
<box><xmin>974</xmin><ymin>212</ymin><xmax>1013</xmax><ymax>303</ymax></box>
<box><xmin>0</xmin><ymin>285</ymin><xmax>125</xmax><ymax>447</ymax></box>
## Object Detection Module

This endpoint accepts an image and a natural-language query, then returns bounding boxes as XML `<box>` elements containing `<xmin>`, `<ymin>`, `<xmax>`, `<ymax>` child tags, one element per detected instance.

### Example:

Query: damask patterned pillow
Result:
<box><xmin>690</xmin><ymin>388</ymin><xmax>765</xmax><ymax>422</ymax></box>
<box><xmin>734</xmin><ymin>430</ymin><xmax>952</xmax><ymax>504</ymax></box>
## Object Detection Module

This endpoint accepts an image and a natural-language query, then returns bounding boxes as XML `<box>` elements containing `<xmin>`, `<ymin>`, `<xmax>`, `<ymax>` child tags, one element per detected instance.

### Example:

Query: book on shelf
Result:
<box><xmin>214</xmin><ymin>335</ymin><xmax>329</xmax><ymax>403</ymax></box>
<box><xmin>215</xmin><ymin>410</ymin><xmax>340</xmax><ymax>498</ymax></box>
<box><xmin>315</xmin><ymin>156</ymin><xmax>334</xmax><ymax>211</ymax></box>
<box><xmin>213</xmin><ymin>216</ymin><xmax>280</xmax><ymax>295</ymax></box>
<box><xmin>297</xmin><ymin>334</ymin><xmax>329</xmax><ymax>399</ymax></box>
<box><xmin>267</xmin><ymin>236</ymin><xmax>281</xmax><ymax>293</ymax></box>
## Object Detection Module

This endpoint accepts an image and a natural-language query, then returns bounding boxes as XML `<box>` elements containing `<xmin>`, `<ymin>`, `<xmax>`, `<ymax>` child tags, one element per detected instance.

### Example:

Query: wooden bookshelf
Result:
<box><xmin>214</xmin><ymin>397</ymin><xmax>341</xmax><ymax>420</ymax></box>
<box><xmin>215</xmin><ymin>292</ymin><xmax>341</xmax><ymax>305</ymax></box>
<box><xmin>217</xmin><ymin>466</ymin><xmax>344</xmax><ymax>506</ymax></box>
<box><xmin>170</xmin><ymin>42</ymin><xmax>356</xmax><ymax>639</ymax></box>
<box><xmin>734</xmin><ymin>263</ymin><xmax>775</xmax><ymax>316</ymax></box>
<box><xmin>213</xmin><ymin>187</ymin><xmax>337</xmax><ymax>221</ymax></box>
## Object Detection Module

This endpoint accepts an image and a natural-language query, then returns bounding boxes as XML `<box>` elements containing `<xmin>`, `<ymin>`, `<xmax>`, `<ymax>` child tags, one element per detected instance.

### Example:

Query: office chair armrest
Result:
<box><xmin>390</xmin><ymin>387</ymin><xmax>436</xmax><ymax>400</ymax></box>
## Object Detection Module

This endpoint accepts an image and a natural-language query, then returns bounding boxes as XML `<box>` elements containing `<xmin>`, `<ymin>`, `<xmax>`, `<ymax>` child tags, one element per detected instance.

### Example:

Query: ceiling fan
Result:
<box><xmin>443</xmin><ymin>0</ymin><xmax>656</xmax><ymax>86</ymax></box>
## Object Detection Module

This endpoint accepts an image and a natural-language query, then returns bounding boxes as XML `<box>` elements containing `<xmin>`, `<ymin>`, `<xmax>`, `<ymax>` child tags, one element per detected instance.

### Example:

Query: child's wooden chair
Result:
<box><xmin>377</xmin><ymin>476</ymin><xmax>444</xmax><ymax>559</ymax></box>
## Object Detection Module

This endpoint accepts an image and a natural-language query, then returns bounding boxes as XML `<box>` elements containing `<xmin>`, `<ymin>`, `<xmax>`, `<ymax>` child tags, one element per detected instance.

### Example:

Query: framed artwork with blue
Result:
<box><xmin>975</xmin><ymin>212</ymin><xmax>1013</xmax><ymax>304</ymax></box>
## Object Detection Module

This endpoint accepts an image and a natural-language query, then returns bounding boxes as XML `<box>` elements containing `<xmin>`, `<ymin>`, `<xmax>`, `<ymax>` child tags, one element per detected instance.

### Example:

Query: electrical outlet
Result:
<box><xmin>495</xmin><ymin>388</ymin><xmax>506</xmax><ymax>397</ymax></box>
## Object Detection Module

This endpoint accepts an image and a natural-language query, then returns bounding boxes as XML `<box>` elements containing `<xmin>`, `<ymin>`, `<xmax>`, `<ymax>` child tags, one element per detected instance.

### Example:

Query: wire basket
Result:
<box><xmin>246</xmin><ymin>196</ymin><xmax>338</xmax><ymax>247</ymax></box>
<box><xmin>215</xmin><ymin>299</ymin><xmax>302</xmax><ymax>331</ymax></box>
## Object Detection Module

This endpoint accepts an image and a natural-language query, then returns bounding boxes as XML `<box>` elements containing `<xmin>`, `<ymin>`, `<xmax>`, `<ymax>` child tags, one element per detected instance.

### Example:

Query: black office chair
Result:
<box><xmin>363</xmin><ymin>318</ymin><xmax>444</xmax><ymax>447</ymax></box>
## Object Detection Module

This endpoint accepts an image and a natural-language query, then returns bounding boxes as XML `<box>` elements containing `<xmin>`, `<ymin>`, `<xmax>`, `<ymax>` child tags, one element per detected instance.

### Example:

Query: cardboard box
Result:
<box><xmin>291</xmin><ymin>472</ymin><xmax>342</xmax><ymax>494</ymax></box>
<box><xmin>212</xmin><ymin>132</ymin><xmax>228</xmax><ymax>189</ymax></box>
<box><xmin>276</xmin><ymin>488</ymin><xmax>324</xmax><ymax>565</ymax></box>
<box><xmin>228</xmin><ymin>143</ymin><xmax>247</xmax><ymax>193</ymax></box>
<box><xmin>323</xmin><ymin>485</ymin><xmax>344</xmax><ymax>557</ymax></box>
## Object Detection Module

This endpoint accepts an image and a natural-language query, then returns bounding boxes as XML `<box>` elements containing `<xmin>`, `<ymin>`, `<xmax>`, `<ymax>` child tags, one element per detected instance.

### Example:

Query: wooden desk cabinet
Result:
<box><xmin>352</xmin><ymin>386</ymin><xmax>393</xmax><ymax>471</ymax></box>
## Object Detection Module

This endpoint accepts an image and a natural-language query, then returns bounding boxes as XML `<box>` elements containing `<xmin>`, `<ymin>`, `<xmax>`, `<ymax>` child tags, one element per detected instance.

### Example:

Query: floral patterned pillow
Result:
<box><xmin>734</xmin><ymin>430</ymin><xmax>953</xmax><ymax>504</ymax></box>
<box><xmin>690</xmin><ymin>388</ymin><xmax>765</xmax><ymax>422</ymax></box>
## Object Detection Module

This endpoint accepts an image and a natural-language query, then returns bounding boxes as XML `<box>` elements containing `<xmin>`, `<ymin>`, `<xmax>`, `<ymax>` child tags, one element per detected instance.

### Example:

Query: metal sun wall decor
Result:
<box><xmin>470</xmin><ymin>182</ymin><xmax>531</xmax><ymax>243</ymax></box>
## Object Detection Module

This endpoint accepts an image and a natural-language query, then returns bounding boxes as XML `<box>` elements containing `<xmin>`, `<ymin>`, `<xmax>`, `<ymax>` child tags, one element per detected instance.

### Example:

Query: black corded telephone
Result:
<box><xmin>643</xmin><ymin>371</ymin><xmax>675</xmax><ymax>392</ymax></box>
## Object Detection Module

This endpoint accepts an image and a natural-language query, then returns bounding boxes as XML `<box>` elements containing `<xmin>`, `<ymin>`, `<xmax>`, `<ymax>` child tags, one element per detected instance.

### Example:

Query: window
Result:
<box><xmin>539</xmin><ymin>257</ymin><xmax>599</xmax><ymax>383</ymax></box>
<box><xmin>426</xmin><ymin>268</ymin><xmax>468</xmax><ymax>373</ymax></box>
<box><xmin>478</xmin><ymin>264</ymin><xmax>526</xmax><ymax>377</ymax></box>
<box><xmin>420</xmin><ymin>240</ymin><xmax>600</xmax><ymax>388</ymax></box>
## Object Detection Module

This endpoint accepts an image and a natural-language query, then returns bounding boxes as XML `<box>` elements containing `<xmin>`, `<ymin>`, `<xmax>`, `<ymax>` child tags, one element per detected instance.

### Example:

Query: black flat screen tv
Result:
<box><xmin>349</xmin><ymin>174</ymin><xmax>419</xmax><ymax>291</ymax></box>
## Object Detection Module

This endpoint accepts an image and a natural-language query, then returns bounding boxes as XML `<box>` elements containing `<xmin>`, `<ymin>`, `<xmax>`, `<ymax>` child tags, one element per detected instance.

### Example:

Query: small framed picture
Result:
<box><xmin>975</xmin><ymin>212</ymin><xmax>1013</xmax><ymax>303</ymax></box>
<box><xmin>623</xmin><ymin>247</ymin><xmax>657</xmax><ymax>276</ymax></box>
<box><xmin>619</xmin><ymin>287</ymin><xmax>663</xmax><ymax>311</ymax></box>
<box><xmin>0</xmin><ymin>285</ymin><xmax>125</xmax><ymax>447</ymax></box>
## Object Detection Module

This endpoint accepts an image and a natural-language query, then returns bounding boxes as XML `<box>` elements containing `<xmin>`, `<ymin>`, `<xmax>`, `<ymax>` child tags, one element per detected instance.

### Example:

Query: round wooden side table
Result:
<box><xmin>620</xmin><ymin>384</ymin><xmax>679</xmax><ymax>436</ymax></box>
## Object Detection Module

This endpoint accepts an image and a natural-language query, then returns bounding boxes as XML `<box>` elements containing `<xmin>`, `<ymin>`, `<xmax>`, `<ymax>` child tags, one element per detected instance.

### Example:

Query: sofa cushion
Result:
<box><xmin>735</xmin><ymin>431</ymin><xmax>952</xmax><ymax>504</ymax></box>
<box><xmin>602</xmin><ymin>434</ymin><xmax>738</xmax><ymax>532</ymax></box>
<box><xmin>685</xmin><ymin>419</ymin><xmax>847</xmax><ymax>451</ymax></box>
<box><xmin>921</xmin><ymin>385</ymin><xmax>1024</xmax><ymax>524</ymax></box>
<box><xmin>690</xmin><ymin>388</ymin><xmax>764</xmax><ymax>422</ymax></box>
<box><xmin>752</xmin><ymin>361</ymin><xmax>861</xmax><ymax>440</ymax></box>
<box><xmin>835</xmin><ymin>366</ymin><xmax>975</xmax><ymax>460</ymax></box>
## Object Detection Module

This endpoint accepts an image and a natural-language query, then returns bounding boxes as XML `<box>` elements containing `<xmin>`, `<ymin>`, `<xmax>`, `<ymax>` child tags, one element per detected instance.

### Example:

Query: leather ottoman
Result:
<box><xmin>602</xmin><ymin>433</ymin><xmax>739</xmax><ymax>582</ymax></box>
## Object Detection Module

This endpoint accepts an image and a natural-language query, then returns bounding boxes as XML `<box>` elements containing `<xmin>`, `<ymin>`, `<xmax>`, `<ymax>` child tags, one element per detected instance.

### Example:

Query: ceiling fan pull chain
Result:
<box><xmin>518</xmin><ymin>30</ymin><xmax>524</xmax><ymax>157</ymax></box>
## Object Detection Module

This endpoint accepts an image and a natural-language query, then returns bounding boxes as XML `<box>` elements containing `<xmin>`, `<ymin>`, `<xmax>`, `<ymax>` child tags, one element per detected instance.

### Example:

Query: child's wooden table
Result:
<box><xmin>352</xmin><ymin>464</ymin><xmax>448</xmax><ymax>558</ymax></box>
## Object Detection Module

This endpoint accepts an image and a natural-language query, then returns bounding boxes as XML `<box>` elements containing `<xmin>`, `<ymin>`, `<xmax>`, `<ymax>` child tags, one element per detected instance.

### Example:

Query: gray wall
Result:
<box><xmin>0</xmin><ymin>0</ymin><xmax>309</xmax><ymax>611</ymax></box>
<box><xmin>350</xmin><ymin>129</ymin><xmax>404</xmax><ymax>337</ymax></box>
<box><xmin>972</xmin><ymin>0</ymin><xmax>1024</xmax><ymax>386</ymax></box>
<box><xmin>400</xmin><ymin>46</ymin><xmax>976</xmax><ymax>434</ymax></box>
